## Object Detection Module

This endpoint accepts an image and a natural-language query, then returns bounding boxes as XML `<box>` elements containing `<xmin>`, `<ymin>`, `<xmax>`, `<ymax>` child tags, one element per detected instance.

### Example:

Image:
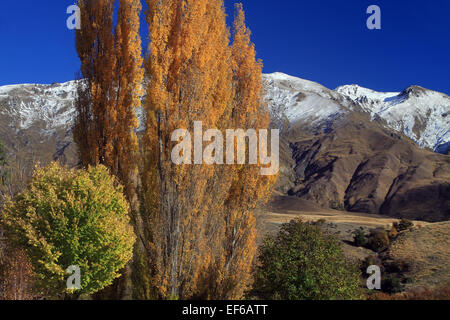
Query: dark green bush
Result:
<box><xmin>353</xmin><ymin>229</ymin><xmax>368</xmax><ymax>247</ymax></box>
<box><xmin>360</xmin><ymin>255</ymin><xmax>383</xmax><ymax>273</ymax></box>
<box><xmin>382</xmin><ymin>274</ymin><xmax>404</xmax><ymax>294</ymax></box>
<box><xmin>252</xmin><ymin>219</ymin><xmax>363</xmax><ymax>300</ymax></box>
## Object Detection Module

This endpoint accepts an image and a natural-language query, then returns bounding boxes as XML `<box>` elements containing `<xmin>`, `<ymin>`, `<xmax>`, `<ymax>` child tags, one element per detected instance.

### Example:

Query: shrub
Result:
<box><xmin>0</xmin><ymin>139</ymin><xmax>7</xmax><ymax>191</ymax></box>
<box><xmin>393</xmin><ymin>218</ymin><xmax>414</xmax><ymax>232</ymax></box>
<box><xmin>382</xmin><ymin>274</ymin><xmax>404</xmax><ymax>294</ymax></box>
<box><xmin>252</xmin><ymin>219</ymin><xmax>363</xmax><ymax>300</ymax></box>
<box><xmin>385</xmin><ymin>259</ymin><xmax>410</xmax><ymax>274</ymax></box>
<box><xmin>360</xmin><ymin>255</ymin><xmax>383</xmax><ymax>273</ymax></box>
<box><xmin>367</xmin><ymin>228</ymin><xmax>390</xmax><ymax>252</ymax></box>
<box><xmin>387</xmin><ymin>225</ymin><xmax>398</xmax><ymax>240</ymax></box>
<box><xmin>0</xmin><ymin>163</ymin><xmax>136</xmax><ymax>298</ymax></box>
<box><xmin>0</xmin><ymin>245</ymin><xmax>34</xmax><ymax>300</ymax></box>
<box><xmin>400</xmin><ymin>286</ymin><xmax>450</xmax><ymax>300</ymax></box>
<box><xmin>313</xmin><ymin>218</ymin><xmax>327</xmax><ymax>226</ymax></box>
<box><xmin>353</xmin><ymin>229</ymin><xmax>368</xmax><ymax>247</ymax></box>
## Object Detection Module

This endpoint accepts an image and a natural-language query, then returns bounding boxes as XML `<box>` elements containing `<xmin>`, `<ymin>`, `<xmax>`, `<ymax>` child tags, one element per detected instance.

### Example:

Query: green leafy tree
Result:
<box><xmin>252</xmin><ymin>219</ymin><xmax>363</xmax><ymax>300</ymax></box>
<box><xmin>0</xmin><ymin>162</ymin><xmax>136</xmax><ymax>298</ymax></box>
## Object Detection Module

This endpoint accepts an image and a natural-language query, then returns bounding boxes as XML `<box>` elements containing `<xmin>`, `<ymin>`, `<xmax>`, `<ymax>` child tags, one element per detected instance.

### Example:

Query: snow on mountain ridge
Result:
<box><xmin>1</xmin><ymin>74</ymin><xmax>448</xmax><ymax>154</ymax></box>
<box><xmin>335</xmin><ymin>84</ymin><xmax>400</xmax><ymax>104</ymax></box>
<box><xmin>336</xmin><ymin>83</ymin><xmax>450</xmax><ymax>152</ymax></box>
<box><xmin>263</xmin><ymin>73</ymin><xmax>349</xmax><ymax>131</ymax></box>
<box><xmin>0</xmin><ymin>81</ymin><xmax>78</xmax><ymax>134</ymax></box>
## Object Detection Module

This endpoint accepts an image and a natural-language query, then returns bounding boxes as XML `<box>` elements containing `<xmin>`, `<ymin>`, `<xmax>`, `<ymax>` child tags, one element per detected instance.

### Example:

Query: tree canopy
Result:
<box><xmin>0</xmin><ymin>163</ymin><xmax>136</xmax><ymax>298</ymax></box>
<box><xmin>252</xmin><ymin>219</ymin><xmax>363</xmax><ymax>300</ymax></box>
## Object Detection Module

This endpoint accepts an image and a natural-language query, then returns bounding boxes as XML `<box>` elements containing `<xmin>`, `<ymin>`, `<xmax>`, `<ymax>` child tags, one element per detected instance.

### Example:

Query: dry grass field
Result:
<box><xmin>383</xmin><ymin>222</ymin><xmax>450</xmax><ymax>289</ymax></box>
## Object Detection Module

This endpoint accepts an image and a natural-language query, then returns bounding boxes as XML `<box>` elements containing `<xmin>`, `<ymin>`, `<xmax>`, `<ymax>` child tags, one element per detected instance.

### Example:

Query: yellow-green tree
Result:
<box><xmin>1</xmin><ymin>163</ymin><xmax>135</xmax><ymax>299</ymax></box>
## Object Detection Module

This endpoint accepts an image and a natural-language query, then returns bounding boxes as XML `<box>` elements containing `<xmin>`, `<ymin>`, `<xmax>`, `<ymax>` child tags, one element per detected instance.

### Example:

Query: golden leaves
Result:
<box><xmin>142</xmin><ymin>1</ymin><xmax>276</xmax><ymax>300</ymax></box>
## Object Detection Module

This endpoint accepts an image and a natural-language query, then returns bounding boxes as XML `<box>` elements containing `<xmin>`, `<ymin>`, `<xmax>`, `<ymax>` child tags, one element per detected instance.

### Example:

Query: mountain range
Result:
<box><xmin>0</xmin><ymin>73</ymin><xmax>449</xmax><ymax>221</ymax></box>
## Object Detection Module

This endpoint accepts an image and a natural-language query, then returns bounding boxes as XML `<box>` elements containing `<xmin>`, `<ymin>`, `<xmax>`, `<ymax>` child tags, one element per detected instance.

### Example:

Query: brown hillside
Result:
<box><xmin>281</xmin><ymin>111</ymin><xmax>450</xmax><ymax>222</ymax></box>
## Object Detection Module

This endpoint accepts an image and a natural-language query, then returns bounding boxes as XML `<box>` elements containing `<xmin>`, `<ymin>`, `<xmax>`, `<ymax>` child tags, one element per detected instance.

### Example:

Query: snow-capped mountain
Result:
<box><xmin>263</xmin><ymin>73</ymin><xmax>449</xmax><ymax>221</ymax></box>
<box><xmin>0</xmin><ymin>81</ymin><xmax>77</xmax><ymax>133</ymax></box>
<box><xmin>264</xmin><ymin>72</ymin><xmax>449</xmax><ymax>154</ymax></box>
<box><xmin>0</xmin><ymin>72</ymin><xmax>449</xmax><ymax>157</ymax></box>
<box><xmin>0</xmin><ymin>81</ymin><xmax>78</xmax><ymax>167</ymax></box>
<box><xmin>0</xmin><ymin>74</ymin><xmax>449</xmax><ymax>221</ymax></box>
<box><xmin>263</xmin><ymin>72</ymin><xmax>353</xmax><ymax>132</ymax></box>
<box><xmin>336</xmin><ymin>84</ymin><xmax>450</xmax><ymax>153</ymax></box>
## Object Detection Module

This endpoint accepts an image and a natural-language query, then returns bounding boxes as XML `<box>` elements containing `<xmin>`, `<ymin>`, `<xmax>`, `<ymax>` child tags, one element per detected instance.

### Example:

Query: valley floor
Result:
<box><xmin>258</xmin><ymin>195</ymin><xmax>449</xmax><ymax>291</ymax></box>
<box><xmin>259</xmin><ymin>195</ymin><xmax>429</xmax><ymax>241</ymax></box>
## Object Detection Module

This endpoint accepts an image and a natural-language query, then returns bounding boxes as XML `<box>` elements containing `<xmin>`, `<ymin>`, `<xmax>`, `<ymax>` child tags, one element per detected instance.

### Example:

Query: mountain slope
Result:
<box><xmin>0</xmin><ymin>81</ymin><xmax>78</xmax><ymax>167</ymax></box>
<box><xmin>336</xmin><ymin>84</ymin><xmax>450</xmax><ymax>154</ymax></box>
<box><xmin>0</xmin><ymin>74</ymin><xmax>449</xmax><ymax>221</ymax></box>
<box><xmin>263</xmin><ymin>73</ymin><xmax>449</xmax><ymax>222</ymax></box>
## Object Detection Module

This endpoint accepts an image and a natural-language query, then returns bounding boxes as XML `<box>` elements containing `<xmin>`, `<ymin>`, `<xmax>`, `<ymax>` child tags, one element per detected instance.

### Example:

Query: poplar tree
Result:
<box><xmin>74</xmin><ymin>0</ymin><xmax>116</xmax><ymax>168</ymax></box>
<box><xmin>143</xmin><ymin>1</ymin><xmax>276</xmax><ymax>299</ymax></box>
<box><xmin>74</xmin><ymin>0</ymin><xmax>143</xmax><ymax>202</ymax></box>
<box><xmin>143</xmin><ymin>0</ymin><xmax>234</xmax><ymax>299</ymax></box>
<box><xmin>196</xmin><ymin>4</ymin><xmax>277</xmax><ymax>299</ymax></box>
<box><xmin>74</xmin><ymin>0</ymin><xmax>145</xmax><ymax>299</ymax></box>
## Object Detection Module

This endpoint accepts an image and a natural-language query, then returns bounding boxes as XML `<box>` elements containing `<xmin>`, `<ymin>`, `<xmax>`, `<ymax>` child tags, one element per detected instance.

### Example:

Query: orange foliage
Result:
<box><xmin>74</xmin><ymin>0</ymin><xmax>143</xmax><ymax>203</ymax></box>
<box><xmin>143</xmin><ymin>0</ymin><xmax>234</xmax><ymax>299</ymax></box>
<box><xmin>197</xmin><ymin>4</ymin><xmax>278</xmax><ymax>299</ymax></box>
<box><xmin>74</xmin><ymin>0</ymin><xmax>144</xmax><ymax>299</ymax></box>
<box><xmin>143</xmin><ymin>1</ymin><xmax>276</xmax><ymax>299</ymax></box>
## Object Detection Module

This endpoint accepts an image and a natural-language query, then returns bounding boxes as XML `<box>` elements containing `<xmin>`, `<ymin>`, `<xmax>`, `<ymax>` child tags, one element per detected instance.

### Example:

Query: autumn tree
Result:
<box><xmin>75</xmin><ymin>0</ymin><xmax>143</xmax><ymax>205</ymax></box>
<box><xmin>194</xmin><ymin>4</ymin><xmax>277</xmax><ymax>300</ymax></box>
<box><xmin>74</xmin><ymin>0</ymin><xmax>146</xmax><ymax>298</ymax></box>
<box><xmin>74</xmin><ymin>0</ymin><xmax>116</xmax><ymax>168</ymax></box>
<box><xmin>143</xmin><ymin>0</ymin><xmax>233</xmax><ymax>299</ymax></box>
<box><xmin>216</xmin><ymin>4</ymin><xmax>277</xmax><ymax>299</ymax></box>
<box><xmin>143</xmin><ymin>1</ymin><xmax>276</xmax><ymax>299</ymax></box>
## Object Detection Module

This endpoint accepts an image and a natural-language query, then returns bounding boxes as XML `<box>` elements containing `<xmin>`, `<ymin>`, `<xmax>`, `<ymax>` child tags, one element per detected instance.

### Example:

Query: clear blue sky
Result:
<box><xmin>0</xmin><ymin>0</ymin><xmax>449</xmax><ymax>94</ymax></box>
